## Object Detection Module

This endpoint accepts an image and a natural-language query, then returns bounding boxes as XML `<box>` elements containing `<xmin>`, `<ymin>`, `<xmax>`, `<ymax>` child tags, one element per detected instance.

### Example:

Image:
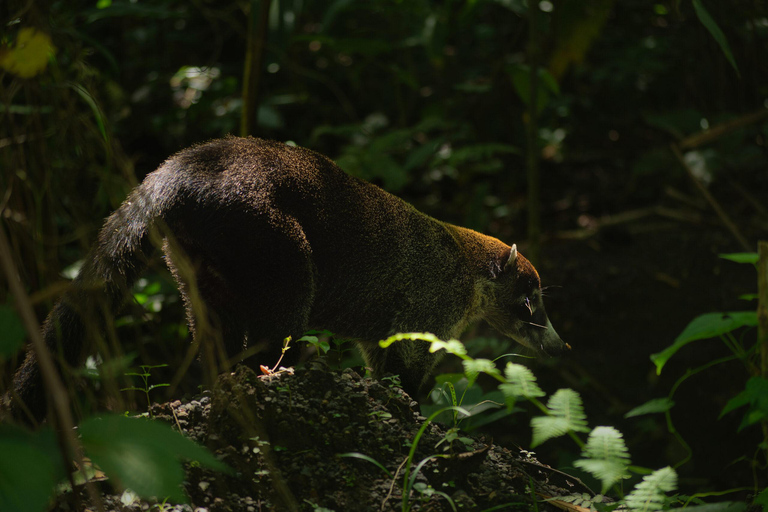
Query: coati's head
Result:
<box><xmin>485</xmin><ymin>244</ymin><xmax>569</xmax><ymax>357</ymax></box>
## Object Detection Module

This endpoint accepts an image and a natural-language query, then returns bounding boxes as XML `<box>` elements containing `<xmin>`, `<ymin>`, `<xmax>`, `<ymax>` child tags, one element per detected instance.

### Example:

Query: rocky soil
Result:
<box><xmin>57</xmin><ymin>362</ymin><xmax>596</xmax><ymax>512</ymax></box>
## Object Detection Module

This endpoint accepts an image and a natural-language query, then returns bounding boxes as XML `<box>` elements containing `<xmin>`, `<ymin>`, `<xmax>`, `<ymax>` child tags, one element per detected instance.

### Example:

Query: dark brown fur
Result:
<box><xmin>5</xmin><ymin>137</ymin><xmax>565</xmax><ymax>423</ymax></box>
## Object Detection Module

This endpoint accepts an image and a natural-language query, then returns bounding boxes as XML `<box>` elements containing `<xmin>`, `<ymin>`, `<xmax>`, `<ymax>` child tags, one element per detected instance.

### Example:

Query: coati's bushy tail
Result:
<box><xmin>7</xmin><ymin>172</ymin><xmax>175</xmax><ymax>423</ymax></box>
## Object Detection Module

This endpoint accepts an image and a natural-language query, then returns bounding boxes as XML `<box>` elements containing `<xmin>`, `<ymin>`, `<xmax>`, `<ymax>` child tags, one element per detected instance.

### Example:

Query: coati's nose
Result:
<box><xmin>543</xmin><ymin>339</ymin><xmax>568</xmax><ymax>357</ymax></box>
<box><xmin>541</xmin><ymin>322</ymin><xmax>569</xmax><ymax>357</ymax></box>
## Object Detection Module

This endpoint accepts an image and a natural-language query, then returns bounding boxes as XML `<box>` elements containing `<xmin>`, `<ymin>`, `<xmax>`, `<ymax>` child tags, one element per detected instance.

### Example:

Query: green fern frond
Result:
<box><xmin>530</xmin><ymin>389</ymin><xmax>589</xmax><ymax>447</ymax></box>
<box><xmin>573</xmin><ymin>426</ymin><xmax>631</xmax><ymax>493</ymax></box>
<box><xmin>624</xmin><ymin>466</ymin><xmax>677</xmax><ymax>512</ymax></box>
<box><xmin>462</xmin><ymin>358</ymin><xmax>501</xmax><ymax>385</ymax></box>
<box><xmin>499</xmin><ymin>363</ymin><xmax>545</xmax><ymax>401</ymax></box>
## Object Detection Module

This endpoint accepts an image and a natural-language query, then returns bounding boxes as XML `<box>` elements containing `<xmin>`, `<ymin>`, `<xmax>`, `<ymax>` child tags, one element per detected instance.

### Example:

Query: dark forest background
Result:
<box><xmin>1</xmin><ymin>0</ymin><xmax>767</xmax><ymax>504</ymax></box>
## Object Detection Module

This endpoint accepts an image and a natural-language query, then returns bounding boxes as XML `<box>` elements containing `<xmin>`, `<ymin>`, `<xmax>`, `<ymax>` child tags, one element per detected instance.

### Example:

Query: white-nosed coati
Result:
<box><xmin>5</xmin><ymin>136</ymin><xmax>566</xmax><ymax>423</ymax></box>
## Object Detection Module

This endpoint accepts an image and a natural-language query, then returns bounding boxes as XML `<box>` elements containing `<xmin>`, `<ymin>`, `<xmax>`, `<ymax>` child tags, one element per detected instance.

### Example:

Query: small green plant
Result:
<box><xmin>122</xmin><ymin>364</ymin><xmax>170</xmax><ymax>415</ymax></box>
<box><xmin>631</xmin><ymin>251</ymin><xmax>767</xmax><ymax>475</ymax></box>
<box><xmin>379</xmin><ymin>332</ymin><xmax>758</xmax><ymax>510</ymax></box>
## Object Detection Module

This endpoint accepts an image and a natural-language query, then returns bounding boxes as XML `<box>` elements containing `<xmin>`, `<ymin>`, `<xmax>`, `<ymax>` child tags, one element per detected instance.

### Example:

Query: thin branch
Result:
<box><xmin>670</xmin><ymin>143</ymin><xmax>751</xmax><ymax>251</ymax></box>
<box><xmin>0</xmin><ymin>221</ymin><xmax>105</xmax><ymax>512</ymax></box>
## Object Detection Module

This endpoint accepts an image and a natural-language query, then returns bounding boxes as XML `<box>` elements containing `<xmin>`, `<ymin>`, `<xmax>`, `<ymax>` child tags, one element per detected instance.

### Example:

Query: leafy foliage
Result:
<box><xmin>650</xmin><ymin>311</ymin><xmax>758</xmax><ymax>375</ymax></box>
<box><xmin>79</xmin><ymin>415</ymin><xmax>231</xmax><ymax>503</ymax></box>
<box><xmin>720</xmin><ymin>377</ymin><xmax>768</xmax><ymax>431</ymax></box>
<box><xmin>624</xmin><ymin>466</ymin><xmax>678</xmax><ymax>512</ymax></box>
<box><xmin>625</xmin><ymin>398</ymin><xmax>675</xmax><ymax>418</ymax></box>
<box><xmin>499</xmin><ymin>362</ymin><xmax>545</xmax><ymax>401</ymax></box>
<box><xmin>0</xmin><ymin>425</ymin><xmax>66</xmax><ymax>512</ymax></box>
<box><xmin>530</xmin><ymin>388</ymin><xmax>589</xmax><ymax>447</ymax></box>
<box><xmin>573</xmin><ymin>426</ymin><xmax>631</xmax><ymax>494</ymax></box>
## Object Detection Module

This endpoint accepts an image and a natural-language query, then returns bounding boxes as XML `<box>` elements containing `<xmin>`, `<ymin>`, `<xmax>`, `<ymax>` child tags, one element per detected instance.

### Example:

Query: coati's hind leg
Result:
<box><xmin>164</xmin><ymin>239</ymin><xmax>248</xmax><ymax>384</ymax></box>
<box><xmin>163</xmin><ymin>214</ymin><xmax>316</xmax><ymax>380</ymax></box>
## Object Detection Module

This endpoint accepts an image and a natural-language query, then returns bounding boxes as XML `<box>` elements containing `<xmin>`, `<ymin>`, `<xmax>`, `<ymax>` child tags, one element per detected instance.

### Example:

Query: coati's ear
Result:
<box><xmin>505</xmin><ymin>244</ymin><xmax>518</xmax><ymax>270</ymax></box>
<box><xmin>491</xmin><ymin>244</ymin><xmax>518</xmax><ymax>279</ymax></box>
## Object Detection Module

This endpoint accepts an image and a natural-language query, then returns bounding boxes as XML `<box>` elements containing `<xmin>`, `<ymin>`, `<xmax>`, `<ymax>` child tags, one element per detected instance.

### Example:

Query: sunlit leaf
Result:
<box><xmin>625</xmin><ymin>398</ymin><xmax>675</xmax><ymax>418</ymax></box>
<box><xmin>624</xmin><ymin>466</ymin><xmax>677</xmax><ymax>511</ymax></box>
<box><xmin>499</xmin><ymin>362</ymin><xmax>545</xmax><ymax>400</ymax></box>
<box><xmin>719</xmin><ymin>253</ymin><xmax>758</xmax><ymax>264</ymax></box>
<box><xmin>531</xmin><ymin>389</ymin><xmax>589</xmax><ymax>447</ymax></box>
<box><xmin>0</xmin><ymin>28</ymin><xmax>57</xmax><ymax>78</ymax></box>
<box><xmin>651</xmin><ymin>312</ymin><xmax>757</xmax><ymax>374</ymax></box>
<box><xmin>574</xmin><ymin>426</ymin><xmax>631</xmax><ymax>494</ymax></box>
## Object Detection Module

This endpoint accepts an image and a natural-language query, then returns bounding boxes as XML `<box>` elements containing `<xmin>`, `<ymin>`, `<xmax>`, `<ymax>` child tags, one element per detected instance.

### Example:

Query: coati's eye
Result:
<box><xmin>514</xmin><ymin>297</ymin><xmax>533</xmax><ymax>319</ymax></box>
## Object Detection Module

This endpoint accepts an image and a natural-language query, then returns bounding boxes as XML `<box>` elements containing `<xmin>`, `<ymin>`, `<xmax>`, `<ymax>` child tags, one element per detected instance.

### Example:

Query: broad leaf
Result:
<box><xmin>651</xmin><ymin>312</ymin><xmax>757</xmax><ymax>374</ymax></box>
<box><xmin>692</xmin><ymin>0</ymin><xmax>740</xmax><ymax>76</ymax></box>
<box><xmin>625</xmin><ymin>398</ymin><xmax>675</xmax><ymax>418</ymax></box>
<box><xmin>0</xmin><ymin>425</ymin><xmax>67</xmax><ymax>512</ymax></box>
<box><xmin>720</xmin><ymin>377</ymin><xmax>768</xmax><ymax>430</ymax></box>
<box><xmin>80</xmin><ymin>415</ymin><xmax>230</xmax><ymax>503</ymax></box>
<box><xmin>719</xmin><ymin>252</ymin><xmax>758</xmax><ymax>265</ymax></box>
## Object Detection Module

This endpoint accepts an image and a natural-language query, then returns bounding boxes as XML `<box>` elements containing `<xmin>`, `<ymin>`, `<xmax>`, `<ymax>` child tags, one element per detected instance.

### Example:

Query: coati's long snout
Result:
<box><xmin>4</xmin><ymin>136</ymin><xmax>564</xmax><ymax>424</ymax></box>
<box><xmin>483</xmin><ymin>245</ymin><xmax>568</xmax><ymax>358</ymax></box>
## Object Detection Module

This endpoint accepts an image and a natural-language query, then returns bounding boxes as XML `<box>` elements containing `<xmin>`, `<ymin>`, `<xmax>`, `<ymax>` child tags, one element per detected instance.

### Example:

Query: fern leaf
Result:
<box><xmin>624</xmin><ymin>466</ymin><xmax>677</xmax><ymax>512</ymax></box>
<box><xmin>530</xmin><ymin>389</ymin><xmax>589</xmax><ymax>447</ymax></box>
<box><xmin>462</xmin><ymin>358</ymin><xmax>501</xmax><ymax>385</ymax></box>
<box><xmin>530</xmin><ymin>416</ymin><xmax>569</xmax><ymax>447</ymax></box>
<box><xmin>499</xmin><ymin>363</ymin><xmax>545</xmax><ymax>400</ymax></box>
<box><xmin>548</xmin><ymin>389</ymin><xmax>590</xmax><ymax>432</ymax></box>
<box><xmin>573</xmin><ymin>426</ymin><xmax>631</xmax><ymax>493</ymax></box>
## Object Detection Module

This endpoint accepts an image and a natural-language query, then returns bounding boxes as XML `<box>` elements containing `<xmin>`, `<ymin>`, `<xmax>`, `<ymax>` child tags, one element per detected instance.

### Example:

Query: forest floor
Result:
<box><xmin>59</xmin><ymin>364</ymin><xmax>596</xmax><ymax>512</ymax></box>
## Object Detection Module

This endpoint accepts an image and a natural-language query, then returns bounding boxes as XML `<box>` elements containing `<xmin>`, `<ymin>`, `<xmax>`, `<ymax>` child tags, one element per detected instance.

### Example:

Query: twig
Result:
<box><xmin>670</xmin><ymin>143</ymin><xmax>751</xmax><ymax>251</ymax></box>
<box><xmin>729</xmin><ymin>179</ymin><xmax>768</xmax><ymax>221</ymax></box>
<box><xmin>678</xmin><ymin>109</ymin><xmax>768</xmax><ymax>150</ymax></box>
<box><xmin>0</xmin><ymin>221</ymin><xmax>105</xmax><ymax>512</ymax></box>
<box><xmin>554</xmin><ymin>205</ymin><xmax>703</xmax><ymax>240</ymax></box>
<box><xmin>381</xmin><ymin>456</ymin><xmax>408</xmax><ymax>512</ymax></box>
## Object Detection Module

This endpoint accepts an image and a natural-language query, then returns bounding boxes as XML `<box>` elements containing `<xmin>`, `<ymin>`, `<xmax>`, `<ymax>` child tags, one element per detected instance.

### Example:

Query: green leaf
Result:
<box><xmin>754</xmin><ymin>488</ymin><xmax>768</xmax><ymax>511</ymax></box>
<box><xmin>531</xmin><ymin>389</ymin><xmax>589</xmax><ymax>447</ymax></box>
<box><xmin>573</xmin><ymin>426</ymin><xmax>631</xmax><ymax>494</ymax></box>
<box><xmin>691</xmin><ymin>0</ymin><xmax>740</xmax><ymax>76</ymax></box>
<box><xmin>720</xmin><ymin>377</ymin><xmax>768</xmax><ymax>430</ymax></box>
<box><xmin>624</xmin><ymin>466</ymin><xmax>677</xmax><ymax>511</ymax></box>
<box><xmin>499</xmin><ymin>363</ymin><xmax>545</xmax><ymax>400</ymax></box>
<box><xmin>651</xmin><ymin>312</ymin><xmax>758</xmax><ymax>374</ymax></box>
<box><xmin>625</xmin><ymin>398</ymin><xmax>675</xmax><ymax>418</ymax></box>
<box><xmin>462</xmin><ymin>358</ymin><xmax>501</xmax><ymax>385</ymax></box>
<box><xmin>0</xmin><ymin>305</ymin><xmax>26</xmax><ymax>357</ymax></box>
<box><xmin>507</xmin><ymin>63</ymin><xmax>560</xmax><ymax>114</ymax></box>
<box><xmin>338</xmin><ymin>452</ymin><xmax>392</xmax><ymax>478</ymax></box>
<box><xmin>80</xmin><ymin>415</ymin><xmax>230</xmax><ymax>503</ymax></box>
<box><xmin>719</xmin><ymin>252</ymin><xmax>758</xmax><ymax>264</ymax></box>
<box><xmin>0</xmin><ymin>425</ymin><xmax>67</xmax><ymax>512</ymax></box>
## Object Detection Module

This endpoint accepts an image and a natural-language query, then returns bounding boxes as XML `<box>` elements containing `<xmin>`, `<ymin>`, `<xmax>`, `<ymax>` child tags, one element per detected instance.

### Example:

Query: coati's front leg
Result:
<box><xmin>358</xmin><ymin>340</ymin><xmax>442</xmax><ymax>398</ymax></box>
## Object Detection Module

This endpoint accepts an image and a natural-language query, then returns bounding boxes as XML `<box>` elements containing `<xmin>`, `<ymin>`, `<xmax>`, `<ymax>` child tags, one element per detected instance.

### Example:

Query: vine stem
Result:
<box><xmin>757</xmin><ymin>241</ymin><xmax>768</xmax><ymax>463</ymax></box>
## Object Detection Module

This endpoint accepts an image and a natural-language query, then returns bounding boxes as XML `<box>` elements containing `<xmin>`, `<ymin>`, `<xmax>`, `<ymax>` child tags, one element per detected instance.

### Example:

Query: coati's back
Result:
<box><xmin>4</xmin><ymin>136</ymin><xmax>566</xmax><ymax>424</ymax></box>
